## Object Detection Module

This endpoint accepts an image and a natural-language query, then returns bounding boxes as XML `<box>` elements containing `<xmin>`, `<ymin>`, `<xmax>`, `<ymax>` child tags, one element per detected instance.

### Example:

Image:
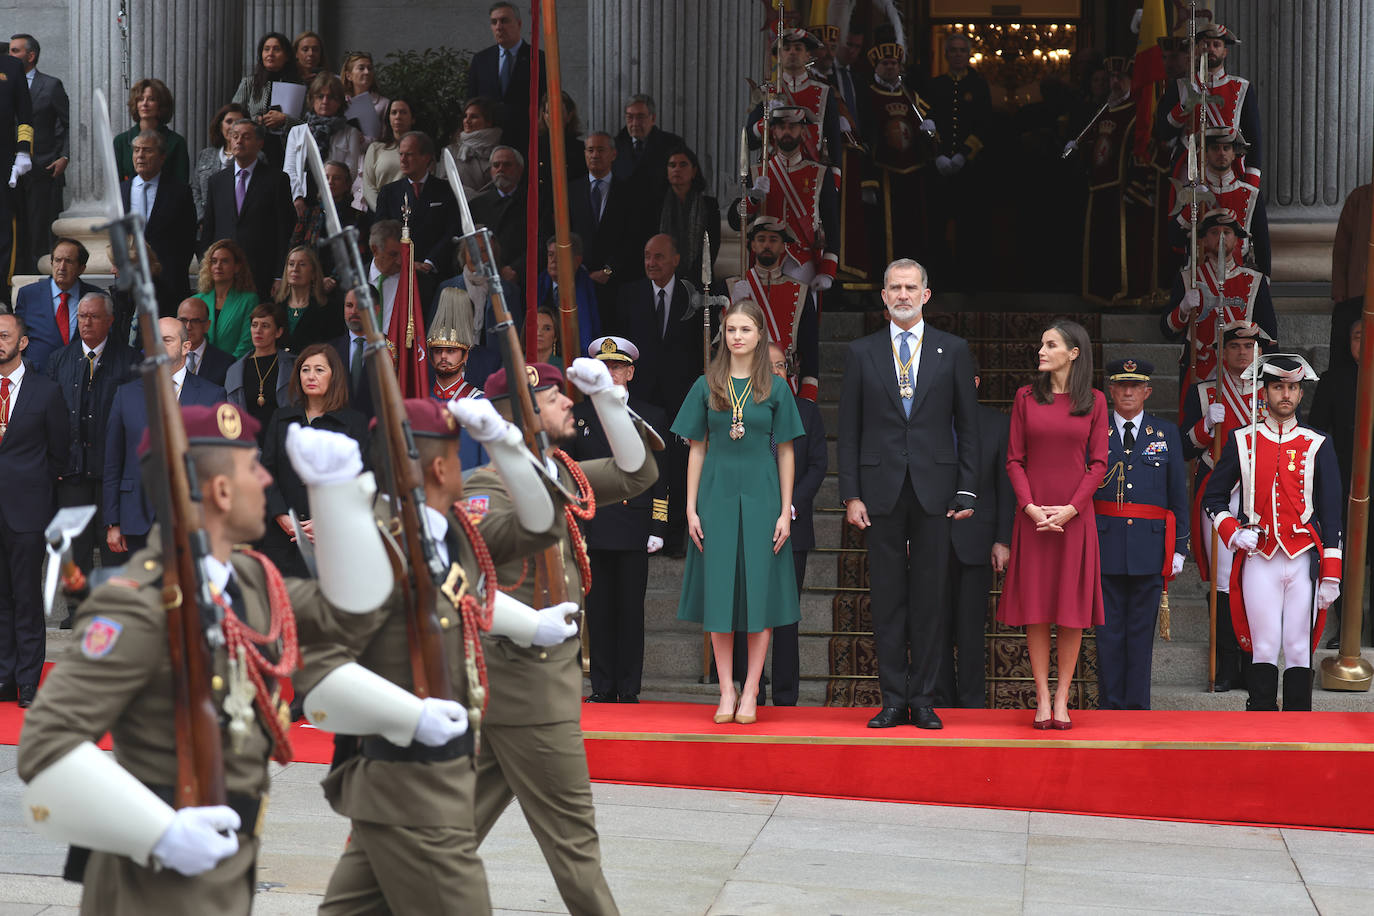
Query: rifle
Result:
<box><xmin>301</xmin><ymin>131</ymin><xmax>452</xmax><ymax>701</ymax></box>
<box><xmin>94</xmin><ymin>91</ymin><xmax>225</xmax><ymax>808</ymax></box>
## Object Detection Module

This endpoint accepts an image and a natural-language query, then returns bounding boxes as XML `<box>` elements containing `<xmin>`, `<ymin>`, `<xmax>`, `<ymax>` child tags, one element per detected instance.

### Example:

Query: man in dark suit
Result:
<box><xmin>466</xmin><ymin>0</ymin><xmax>546</xmax><ymax>155</ymax></box>
<box><xmin>569</xmin><ymin>335</ymin><xmax>667</xmax><ymax>704</ymax></box>
<box><xmin>837</xmin><ymin>258</ymin><xmax>979</xmax><ymax>730</ymax></box>
<box><xmin>103</xmin><ymin>317</ymin><xmax>224</xmax><ymax>557</ymax></box>
<box><xmin>612</xmin><ymin>233</ymin><xmax>708</xmax><ymax>555</ymax></box>
<box><xmin>572</xmin><ymin>131</ymin><xmax>646</xmax><ymax>321</ymax></box>
<box><xmin>374</xmin><ymin>131</ymin><xmax>459</xmax><ymax>278</ymax></box>
<box><xmin>122</xmin><ymin>130</ymin><xmax>196</xmax><ymax>314</ymax></box>
<box><xmin>45</xmin><ymin>292</ymin><xmax>136</xmax><ymax>618</ymax></box>
<box><xmin>0</xmin><ymin>312</ymin><xmax>67</xmax><ymax>706</ymax></box>
<box><xmin>1096</xmin><ymin>358</ymin><xmax>1189</xmax><ymax>710</ymax></box>
<box><xmin>469</xmin><ymin>145</ymin><xmax>542</xmax><ymax>287</ymax></box>
<box><xmin>331</xmin><ymin>288</ymin><xmax>375</xmax><ymax>420</ymax></box>
<box><xmin>175</xmin><ymin>297</ymin><xmax>233</xmax><ymax>387</ymax></box>
<box><xmin>8</xmin><ymin>34</ymin><xmax>67</xmax><ymax>275</ymax></box>
<box><xmin>199</xmin><ymin>119</ymin><xmax>293</xmax><ymax>301</ymax></box>
<box><xmin>12</xmin><ymin>237</ymin><xmax>102</xmax><ymax>371</ymax></box>
<box><xmin>612</xmin><ymin>94</ymin><xmax>683</xmax><ymax>200</ymax></box>
<box><xmin>937</xmin><ymin>364</ymin><xmax>1013</xmax><ymax>709</ymax></box>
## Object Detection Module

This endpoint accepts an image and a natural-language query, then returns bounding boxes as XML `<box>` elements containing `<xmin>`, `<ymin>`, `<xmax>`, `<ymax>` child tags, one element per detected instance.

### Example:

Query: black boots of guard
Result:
<box><xmin>1245</xmin><ymin>662</ymin><xmax>1313</xmax><ymax>711</ymax></box>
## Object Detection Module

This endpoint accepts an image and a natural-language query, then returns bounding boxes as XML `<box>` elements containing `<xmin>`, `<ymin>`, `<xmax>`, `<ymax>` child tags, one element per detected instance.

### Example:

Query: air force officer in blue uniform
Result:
<box><xmin>1094</xmin><ymin>359</ymin><xmax>1189</xmax><ymax>710</ymax></box>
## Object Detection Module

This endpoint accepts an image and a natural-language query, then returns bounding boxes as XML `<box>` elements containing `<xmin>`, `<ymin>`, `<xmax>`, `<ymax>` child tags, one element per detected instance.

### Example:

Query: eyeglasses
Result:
<box><xmin>177</xmin><ymin>317</ymin><xmax>209</xmax><ymax>326</ymax></box>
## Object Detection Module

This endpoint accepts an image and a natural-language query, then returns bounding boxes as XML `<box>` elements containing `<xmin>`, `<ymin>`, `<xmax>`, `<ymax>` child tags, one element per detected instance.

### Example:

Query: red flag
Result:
<box><xmin>385</xmin><ymin>236</ymin><xmax>428</xmax><ymax>398</ymax></box>
<box><xmin>1131</xmin><ymin>0</ymin><xmax>1168</xmax><ymax>158</ymax></box>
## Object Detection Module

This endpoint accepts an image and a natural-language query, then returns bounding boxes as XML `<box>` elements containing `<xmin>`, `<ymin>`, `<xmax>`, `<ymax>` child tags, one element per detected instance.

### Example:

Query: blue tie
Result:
<box><xmin>899</xmin><ymin>331</ymin><xmax>913</xmax><ymax>418</ymax></box>
<box><xmin>499</xmin><ymin>48</ymin><xmax>513</xmax><ymax>95</ymax></box>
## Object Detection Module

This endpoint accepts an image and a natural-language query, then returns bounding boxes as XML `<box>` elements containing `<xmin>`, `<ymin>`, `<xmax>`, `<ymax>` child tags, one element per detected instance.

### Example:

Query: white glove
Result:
<box><xmin>809</xmin><ymin>274</ymin><xmax>833</xmax><ymax>292</ymax></box>
<box><xmin>1180</xmin><ymin>288</ymin><xmax>1201</xmax><ymax>318</ymax></box>
<box><xmin>1229</xmin><ymin>527</ymin><xmax>1260</xmax><ymax>552</ymax></box>
<box><xmin>1318</xmin><ymin>578</ymin><xmax>1341</xmax><ymax>611</ymax></box>
<box><xmin>532</xmin><ymin>601</ymin><xmax>579</xmax><ymax>647</ymax></box>
<box><xmin>647</xmin><ymin>535</ymin><xmax>664</xmax><ymax>553</ymax></box>
<box><xmin>1062</xmin><ymin>139</ymin><xmax>1079</xmax><ymax>157</ymax></box>
<box><xmin>285</xmin><ymin>424</ymin><xmax>363</xmax><ymax>485</ymax></box>
<box><xmin>949</xmin><ymin>153</ymin><xmax>967</xmax><ymax>173</ymax></box>
<box><xmin>413</xmin><ymin>697</ymin><xmax>469</xmax><ymax>746</ymax></box>
<box><xmin>1171</xmin><ymin>552</ymin><xmax>1186</xmax><ymax>576</ymax></box>
<box><xmin>1130</xmin><ymin>8</ymin><xmax>1144</xmax><ymax>33</ymax></box>
<box><xmin>448</xmin><ymin>397</ymin><xmax>508</xmax><ymax>443</ymax></box>
<box><xmin>566</xmin><ymin>357</ymin><xmax>614</xmax><ymax>396</ymax></box>
<box><xmin>920</xmin><ymin>119</ymin><xmax>936</xmax><ymax>134</ymax></box>
<box><xmin>151</xmin><ymin>805</ymin><xmax>241</xmax><ymax>876</ymax></box>
<box><xmin>1204</xmin><ymin>402</ymin><xmax>1226</xmax><ymax>431</ymax></box>
<box><xmin>750</xmin><ymin>175</ymin><xmax>771</xmax><ymax>198</ymax></box>
<box><xmin>934</xmin><ymin>155</ymin><xmax>953</xmax><ymax>176</ymax></box>
<box><xmin>8</xmin><ymin>151</ymin><xmax>31</xmax><ymax>188</ymax></box>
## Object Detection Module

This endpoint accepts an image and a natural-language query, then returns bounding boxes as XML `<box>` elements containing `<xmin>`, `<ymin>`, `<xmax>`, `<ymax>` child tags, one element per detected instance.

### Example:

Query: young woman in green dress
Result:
<box><xmin>673</xmin><ymin>299</ymin><xmax>804</xmax><ymax>725</ymax></box>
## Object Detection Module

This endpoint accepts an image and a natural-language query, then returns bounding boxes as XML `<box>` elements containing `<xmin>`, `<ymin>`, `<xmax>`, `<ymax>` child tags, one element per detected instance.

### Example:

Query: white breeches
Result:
<box><xmin>1241</xmin><ymin>550</ymin><xmax>1314</xmax><ymax>668</ymax></box>
<box><xmin>1201</xmin><ymin>487</ymin><xmax>1241</xmax><ymax>592</ymax></box>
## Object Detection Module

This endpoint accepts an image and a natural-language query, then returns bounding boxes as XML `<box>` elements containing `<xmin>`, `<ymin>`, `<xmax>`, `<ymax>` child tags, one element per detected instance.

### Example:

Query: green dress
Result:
<box><xmin>197</xmin><ymin>289</ymin><xmax>257</xmax><ymax>359</ymax></box>
<box><xmin>672</xmin><ymin>374</ymin><xmax>805</xmax><ymax>633</ymax></box>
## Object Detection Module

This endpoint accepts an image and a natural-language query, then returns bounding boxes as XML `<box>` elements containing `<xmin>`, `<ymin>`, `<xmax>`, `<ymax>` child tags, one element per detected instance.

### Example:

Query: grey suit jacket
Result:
<box><xmin>27</xmin><ymin>71</ymin><xmax>69</xmax><ymax>166</ymax></box>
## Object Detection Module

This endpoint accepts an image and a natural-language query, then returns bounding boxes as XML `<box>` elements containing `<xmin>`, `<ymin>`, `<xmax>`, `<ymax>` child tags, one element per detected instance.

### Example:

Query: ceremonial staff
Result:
<box><xmin>700</xmin><ymin>229</ymin><xmax>715</xmax><ymax>684</ymax></box>
<box><xmin>738</xmin><ymin>127</ymin><xmax>750</xmax><ymax>277</ymax></box>
<box><xmin>302</xmin><ymin>130</ymin><xmax>453</xmax><ymax>702</ymax></box>
<box><xmin>94</xmin><ymin>90</ymin><xmax>225</xmax><ymax>807</ymax></box>
<box><xmin>1205</xmin><ymin>239</ymin><xmax>1225</xmax><ymax>690</ymax></box>
<box><xmin>540</xmin><ymin>0</ymin><xmax>581</xmax><ymax>399</ymax></box>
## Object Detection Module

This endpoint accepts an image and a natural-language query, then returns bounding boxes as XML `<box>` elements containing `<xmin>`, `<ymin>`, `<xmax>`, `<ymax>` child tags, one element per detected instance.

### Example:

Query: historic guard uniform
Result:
<box><xmin>1094</xmin><ymin>359</ymin><xmax>1190</xmax><ymax>710</ymax></box>
<box><xmin>746</xmin><ymin>28</ymin><xmax>842</xmax><ymax>166</ymax></box>
<box><xmin>569</xmin><ymin>337</ymin><xmax>667</xmax><ymax>704</ymax></box>
<box><xmin>0</xmin><ymin>53</ymin><xmax>34</xmax><ymax>299</ymax></box>
<box><xmin>1203</xmin><ymin>355</ymin><xmax>1343</xmax><ymax>712</ymax></box>
<box><xmin>864</xmin><ymin>42</ymin><xmax>935</xmax><ymax>274</ymax></box>
<box><xmin>730</xmin><ymin>217</ymin><xmax>821</xmax><ymax>401</ymax></box>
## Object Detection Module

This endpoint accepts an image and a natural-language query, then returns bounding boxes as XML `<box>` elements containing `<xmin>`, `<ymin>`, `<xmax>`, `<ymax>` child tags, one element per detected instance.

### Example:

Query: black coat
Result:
<box><xmin>122</xmin><ymin>173</ymin><xmax>197</xmax><ymax>313</ymax></box>
<box><xmin>190</xmin><ymin>342</ymin><xmax>235</xmax><ymax>388</ymax></box>
<box><xmin>466</xmin><ymin>41</ymin><xmax>546</xmax><ymax>154</ymax></box>
<box><xmin>569</xmin><ymin>173</ymin><xmax>646</xmax><ymax>288</ymax></box>
<box><xmin>262</xmin><ymin>405</ymin><xmax>369</xmax><ymax>521</ymax></box>
<box><xmin>199</xmin><ymin>160</ymin><xmax>295</xmax><ymax>300</ymax></box>
<box><xmin>0</xmin><ymin>365</ymin><xmax>66</xmax><ymax>534</ymax></box>
<box><xmin>612</xmin><ymin>125</ymin><xmax>684</xmax><ymax>199</ymax></box>
<box><xmin>569</xmin><ymin>398</ymin><xmax>667</xmax><ymax>550</ymax></box>
<box><xmin>45</xmin><ymin>336</ymin><xmax>138</xmax><ymax>478</ymax></box>
<box><xmin>330</xmin><ymin>333</ymin><xmax>375</xmax><ymax>420</ymax></box>
<box><xmin>284</xmin><ymin>300</ymin><xmax>344</xmax><ymax>353</ymax></box>
<box><xmin>468</xmin><ymin>184</ymin><xmax>545</xmax><ymax>282</ymax></box>
<box><xmin>611</xmin><ymin>278</ymin><xmax>708</xmax><ymax>418</ymax></box>
<box><xmin>790</xmin><ymin>394</ymin><xmax>828</xmax><ymax>552</ymax></box>
<box><xmin>374</xmin><ymin>175</ymin><xmax>459</xmax><ymax>271</ymax></box>
<box><xmin>950</xmin><ymin>404</ymin><xmax>1014</xmax><ymax>566</ymax></box>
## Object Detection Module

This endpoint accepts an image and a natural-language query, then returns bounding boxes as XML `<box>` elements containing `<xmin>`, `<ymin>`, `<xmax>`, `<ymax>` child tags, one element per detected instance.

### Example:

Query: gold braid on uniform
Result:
<box><xmin>449</xmin><ymin>505</ymin><xmax>499</xmax><ymax>722</ymax></box>
<box><xmin>550</xmin><ymin>448</ymin><xmax>597</xmax><ymax>591</ymax></box>
<box><xmin>217</xmin><ymin>550</ymin><xmax>300</xmax><ymax>764</ymax></box>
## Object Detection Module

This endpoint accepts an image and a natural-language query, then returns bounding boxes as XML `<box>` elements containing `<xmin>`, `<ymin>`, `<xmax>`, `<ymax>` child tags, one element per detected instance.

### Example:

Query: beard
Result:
<box><xmin>754</xmin><ymin>250</ymin><xmax>778</xmax><ymax>268</ymax></box>
<box><xmin>888</xmin><ymin>303</ymin><xmax>920</xmax><ymax>322</ymax></box>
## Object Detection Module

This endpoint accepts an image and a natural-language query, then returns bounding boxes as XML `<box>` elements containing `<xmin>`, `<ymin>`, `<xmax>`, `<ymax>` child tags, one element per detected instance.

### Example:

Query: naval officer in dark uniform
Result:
<box><xmin>1093</xmin><ymin>358</ymin><xmax>1189</xmax><ymax>710</ymax></box>
<box><xmin>568</xmin><ymin>335</ymin><xmax>667</xmax><ymax>704</ymax></box>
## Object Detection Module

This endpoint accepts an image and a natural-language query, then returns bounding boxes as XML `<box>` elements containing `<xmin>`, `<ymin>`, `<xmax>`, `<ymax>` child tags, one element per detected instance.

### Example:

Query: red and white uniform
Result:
<box><xmin>1166</xmin><ymin>70</ymin><xmax>1260</xmax><ymax>188</ymax></box>
<box><xmin>731</xmin><ymin>264</ymin><xmax>819</xmax><ymax>400</ymax></box>
<box><xmin>745</xmin><ymin>151</ymin><xmax>839</xmax><ymax>284</ymax></box>
<box><xmin>1163</xmin><ymin>260</ymin><xmax>1269</xmax><ymax>384</ymax></box>
<box><xmin>752</xmin><ymin>72</ymin><xmax>832</xmax><ymax>161</ymax></box>
<box><xmin>1173</xmin><ymin>167</ymin><xmax>1259</xmax><ymax>248</ymax></box>
<box><xmin>433</xmin><ymin>378</ymin><xmax>481</xmax><ymax>402</ymax></box>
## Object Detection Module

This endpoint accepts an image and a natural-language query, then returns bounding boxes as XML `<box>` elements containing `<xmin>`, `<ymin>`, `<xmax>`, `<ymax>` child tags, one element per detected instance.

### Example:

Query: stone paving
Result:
<box><xmin>0</xmin><ymin>745</ymin><xmax>1368</xmax><ymax>914</ymax></box>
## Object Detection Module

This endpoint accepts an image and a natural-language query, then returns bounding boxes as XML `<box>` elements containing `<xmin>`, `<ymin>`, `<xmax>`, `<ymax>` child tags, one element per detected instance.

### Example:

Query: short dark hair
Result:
<box><xmin>290</xmin><ymin>343</ymin><xmax>349</xmax><ymax>411</ymax></box>
<box><xmin>2</xmin><ymin>310</ymin><xmax>27</xmax><ymax>340</ymax></box>
<box><xmin>399</xmin><ymin>130</ymin><xmax>435</xmax><ymax>158</ymax></box>
<box><xmin>546</xmin><ymin>233</ymin><xmax>584</xmax><ymax>258</ymax></box>
<box><xmin>489</xmin><ymin>1</ymin><xmax>519</xmax><ymax>19</ymax></box>
<box><xmin>9</xmin><ymin>34</ymin><xmax>38</xmax><ymax>62</ymax></box>
<box><xmin>52</xmin><ymin>236</ymin><xmax>90</xmax><ymax>266</ymax></box>
<box><xmin>626</xmin><ymin>93</ymin><xmax>657</xmax><ymax>117</ymax></box>
<box><xmin>134</xmin><ymin>128</ymin><xmax>166</xmax><ymax>154</ymax></box>
<box><xmin>250</xmin><ymin>302</ymin><xmax>285</xmax><ymax>329</ymax></box>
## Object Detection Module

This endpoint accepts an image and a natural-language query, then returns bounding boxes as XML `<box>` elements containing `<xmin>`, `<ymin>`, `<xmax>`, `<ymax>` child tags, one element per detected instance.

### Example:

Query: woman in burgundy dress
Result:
<box><xmin>998</xmin><ymin>320</ymin><xmax>1107</xmax><ymax>729</ymax></box>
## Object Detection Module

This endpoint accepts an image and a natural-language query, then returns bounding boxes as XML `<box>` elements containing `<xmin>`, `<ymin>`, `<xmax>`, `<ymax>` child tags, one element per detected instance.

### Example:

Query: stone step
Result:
<box><xmin>817</xmin><ymin>310</ymin><xmax>866</xmax><ymax>341</ymax></box>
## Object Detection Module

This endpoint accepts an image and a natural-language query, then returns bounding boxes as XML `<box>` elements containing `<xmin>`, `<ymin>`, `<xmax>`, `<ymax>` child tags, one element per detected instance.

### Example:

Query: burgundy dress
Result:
<box><xmin>997</xmin><ymin>386</ymin><xmax>1108</xmax><ymax>627</ymax></box>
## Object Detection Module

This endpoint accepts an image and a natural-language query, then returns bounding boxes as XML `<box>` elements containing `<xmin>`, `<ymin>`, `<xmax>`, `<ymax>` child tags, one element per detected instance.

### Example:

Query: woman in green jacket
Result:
<box><xmin>195</xmin><ymin>239</ymin><xmax>258</xmax><ymax>359</ymax></box>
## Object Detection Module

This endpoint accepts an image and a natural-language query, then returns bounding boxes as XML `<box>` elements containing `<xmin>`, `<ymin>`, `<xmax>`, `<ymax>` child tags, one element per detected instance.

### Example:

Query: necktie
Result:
<box><xmin>56</xmin><ymin>291</ymin><xmax>71</xmax><ymax>345</ymax></box>
<box><xmin>350</xmin><ymin>337</ymin><xmax>365</xmax><ymax>391</ymax></box>
<box><xmin>589</xmin><ymin>179</ymin><xmax>603</xmax><ymax>226</ymax></box>
<box><xmin>411</xmin><ymin>180</ymin><xmax>423</xmax><ymax>202</ymax></box>
<box><xmin>141</xmin><ymin>181</ymin><xmax>151</xmax><ymax>221</ymax></box>
<box><xmin>499</xmin><ymin>48</ymin><xmax>513</xmax><ymax>95</ymax></box>
<box><xmin>235</xmin><ymin>168</ymin><xmax>249</xmax><ymax>214</ymax></box>
<box><xmin>0</xmin><ymin>377</ymin><xmax>10</xmax><ymax>444</ymax></box>
<box><xmin>187</xmin><ymin>351</ymin><xmax>199</xmax><ymax>375</ymax></box>
<box><xmin>899</xmin><ymin>331</ymin><xmax>913</xmax><ymax>418</ymax></box>
<box><xmin>656</xmin><ymin>288</ymin><xmax>667</xmax><ymax>339</ymax></box>
<box><xmin>1123</xmin><ymin>420</ymin><xmax>1136</xmax><ymax>452</ymax></box>
<box><xmin>174</xmin><ymin>378</ymin><xmax>183</xmax><ymax>400</ymax></box>
<box><xmin>85</xmin><ymin>350</ymin><xmax>97</xmax><ymax>381</ymax></box>
<box><xmin>633</xmin><ymin>138</ymin><xmax>643</xmax><ymax>158</ymax></box>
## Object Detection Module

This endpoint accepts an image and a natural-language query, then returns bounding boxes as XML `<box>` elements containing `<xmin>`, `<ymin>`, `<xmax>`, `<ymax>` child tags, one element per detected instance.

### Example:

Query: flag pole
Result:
<box><xmin>540</xmin><ymin>0</ymin><xmax>581</xmax><ymax>400</ymax></box>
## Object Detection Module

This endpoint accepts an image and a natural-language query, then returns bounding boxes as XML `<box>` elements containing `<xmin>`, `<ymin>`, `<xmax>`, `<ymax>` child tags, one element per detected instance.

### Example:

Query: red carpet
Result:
<box><xmin>6</xmin><ymin>682</ymin><xmax>1370</xmax><ymax>830</ymax></box>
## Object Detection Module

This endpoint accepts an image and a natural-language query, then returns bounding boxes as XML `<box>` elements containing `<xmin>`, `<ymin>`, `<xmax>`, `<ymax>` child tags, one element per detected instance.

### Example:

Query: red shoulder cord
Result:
<box><xmin>449</xmin><ymin>505</ymin><xmax>499</xmax><ymax>717</ymax></box>
<box><xmin>497</xmin><ymin>449</ymin><xmax>598</xmax><ymax>594</ymax></box>
<box><xmin>217</xmin><ymin>549</ymin><xmax>300</xmax><ymax>765</ymax></box>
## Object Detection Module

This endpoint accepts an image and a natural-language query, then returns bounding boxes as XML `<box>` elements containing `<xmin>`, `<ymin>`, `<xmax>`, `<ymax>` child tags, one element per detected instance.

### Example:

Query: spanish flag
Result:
<box><xmin>1132</xmin><ymin>0</ymin><xmax>1168</xmax><ymax>158</ymax></box>
<box><xmin>385</xmin><ymin>233</ymin><xmax>429</xmax><ymax>399</ymax></box>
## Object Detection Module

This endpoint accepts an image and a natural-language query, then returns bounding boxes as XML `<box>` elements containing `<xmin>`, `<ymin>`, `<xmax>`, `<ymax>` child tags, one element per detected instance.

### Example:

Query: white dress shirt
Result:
<box><xmin>131</xmin><ymin>172</ymin><xmax>161</xmax><ymax>222</ymax></box>
<box><xmin>888</xmin><ymin>318</ymin><xmax>925</xmax><ymax>390</ymax></box>
<box><xmin>423</xmin><ymin>504</ymin><xmax>451</xmax><ymax>567</ymax></box>
<box><xmin>0</xmin><ymin>360</ymin><xmax>26</xmax><ymax>412</ymax></box>
<box><xmin>367</xmin><ymin>261</ymin><xmax>400</xmax><ymax>331</ymax></box>
<box><xmin>650</xmin><ymin>276</ymin><xmax>677</xmax><ymax>337</ymax></box>
<box><xmin>1113</xmin><ymin>410</ymin><xmax>1145</xmax><ymax>443</ymax></box>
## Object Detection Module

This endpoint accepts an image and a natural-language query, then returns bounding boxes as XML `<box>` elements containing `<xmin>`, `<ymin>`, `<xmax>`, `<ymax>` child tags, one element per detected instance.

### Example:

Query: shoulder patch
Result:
<box><xmin>462</xmin><ymin>496</ymin><xmax>490</xmax><ymax>525</ymax></box>
<box><xmin>80</xmin><ymin>616</ymin><xmax>124</xmax><ymax>659</ymax></box>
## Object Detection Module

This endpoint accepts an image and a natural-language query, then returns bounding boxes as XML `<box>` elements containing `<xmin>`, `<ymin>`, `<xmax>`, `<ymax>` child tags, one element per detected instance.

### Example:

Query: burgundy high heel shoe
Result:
<box><xmin>1032</xmin><ymin>715</ymin><xmax>1053</xmax><ymax>730</ymax></box>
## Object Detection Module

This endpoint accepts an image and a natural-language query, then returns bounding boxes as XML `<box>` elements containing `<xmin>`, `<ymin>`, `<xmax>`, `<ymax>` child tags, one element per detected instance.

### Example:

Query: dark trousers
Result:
<box><xmin>1097</xmin><ymin>573</ymin><xmax>1162</xmax><ymax>710</ymax></box>
<box><xmin>662</xmin><ymin>434</ymin><xmax>690</xmax><ymax>550</ymax></box>
<box><xmin>15</xmin><ymin>169</ymin><xmax>62</xmax><ymax>275</ymax></box>
<box><xmin>866</xmin><ymin>478</ymin><xmax>951</xmax><ymax>709</ymax></box>
<box><xmin>585</xmin><ymin>548</ymin><xmax>648</xmax><ymax>698</ymax></box>
<box><xmin>936</xmin><ymin>557</ymin><xmax>990</xmax><ymax>708</ymax></box>
<box><xmin>56</xmin><ymin>477</ymin><xmax>117</xmax><ymax>574</ymax></box>
<box><xmin>731</xmin><ymin>549</ymin><xmax>806</xmax><ymax>705</ymax></box>
<box><xmin>0</xmin><ymin>514</ymin><xmax>47</xmax><ymax>686</ymax></box>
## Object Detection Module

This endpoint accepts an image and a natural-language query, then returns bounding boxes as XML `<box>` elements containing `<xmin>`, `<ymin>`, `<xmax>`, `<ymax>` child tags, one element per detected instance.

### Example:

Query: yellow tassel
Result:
<box><xmin>1158</xmin><ymin>588</ymin><xmax>1172</xmax><ymax>641</ymax></box>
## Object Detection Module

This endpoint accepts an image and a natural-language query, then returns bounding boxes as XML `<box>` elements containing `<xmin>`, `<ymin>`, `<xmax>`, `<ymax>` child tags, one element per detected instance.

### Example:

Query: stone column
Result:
<box><xmin>52</xmin><ymin>0</ymin><xmax>243</xmax><ymax>274</ymax></box>
<box><xmin>243</xmin><ymin>0</ymin><xmax>323</xmax><ymax>74</ymax></box>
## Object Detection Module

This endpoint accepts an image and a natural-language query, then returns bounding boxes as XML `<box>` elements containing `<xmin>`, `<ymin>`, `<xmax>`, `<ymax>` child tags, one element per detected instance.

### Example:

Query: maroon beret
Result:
<box><xmin>138</xmin><ymin>402</ymin><xmax>261</xmax><ymax>457</ymax></box>
<box><xmin>483</xmin><ymin>362</ymin><xmax>563</xmax><ymax>400</ymax></box>
<box><xmin>368</xmin><ymin>397</ymin><xmax>461</xmax><ymax>439</ymax></box>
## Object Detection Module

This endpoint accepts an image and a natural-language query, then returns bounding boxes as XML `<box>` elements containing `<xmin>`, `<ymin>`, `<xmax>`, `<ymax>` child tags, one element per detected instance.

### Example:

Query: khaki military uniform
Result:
<box><xmin>18</xmin><ymin>541</ymin><xmax>329</xmax><ymax>916</ymax></box>
<box><xmin>465</xmin><ymin>429</ymin><xmax>657</xmax><ymax>916</ymax></box>
<box><xmin>295</xmin><ymin>504</ymin><xmax>556</xmax><ymax>916</ymax></box>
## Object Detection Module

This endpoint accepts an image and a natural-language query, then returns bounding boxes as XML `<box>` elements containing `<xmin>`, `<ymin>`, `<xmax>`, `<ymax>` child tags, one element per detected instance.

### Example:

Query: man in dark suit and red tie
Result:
<box><xmin>374</xmin><ymin>131</ymin><xmax>459</xmax><ymax>284</ymax></box>
<box><xmin>837</xmin><ymin>258</ymin><xmax>980</xmax><ymax>729</ymax></box>
<box><xmin>11</xmin><ymin>237</ymin><xmax>102</xmax><ymax>372</ymax></box>
<box><xmin>0</xmin><ymin>312</ymin><xmax>67</xmax><ymax>707</ymax></box>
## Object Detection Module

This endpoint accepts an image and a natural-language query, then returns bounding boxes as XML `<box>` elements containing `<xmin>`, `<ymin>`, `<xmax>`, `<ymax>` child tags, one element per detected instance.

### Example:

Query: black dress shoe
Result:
<box><xmin>1325</xmin><ymin>635</ymin><xmax>1341</xmax><ymax>650</ymax></box>
<box><xmin>912</xmin><ymin>706</ymin><xmax>944</xmax><ymax>730</ymax></box>
<box><xmin>618</xmin><ymin>694</ymin><xmax>639</xmax><ymax>704</ymax></box>
<box><xmin>867</xmin><ymin>707</ymin><xmax>908</xmax><ymax>728</ymax></box>
<box><xmin>584</xmin><ymin>692</ymin><xmax>617</xmax><ymax>703</ymax></box>
<box><xmin>17</xmin><ymin>685</ymin><xmax>37</xmax><ymax>709</ymax></box>
<box><xmin>1212</xmin><ymin>678</ymin><xmax>1234</xmax><ymax>693</ymax></box>
<box><xmin>0</xmin><ymin>682</ymin><xmax>14</xmax><ymax>702</ymax></box>
<box><xmin>59</xmin><ymin>612</ymin><xmax>74</xmax><ymax>630</ymax></box>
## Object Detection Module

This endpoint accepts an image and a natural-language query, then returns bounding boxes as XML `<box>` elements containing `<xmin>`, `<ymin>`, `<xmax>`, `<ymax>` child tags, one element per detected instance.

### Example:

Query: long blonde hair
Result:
<box><xmin>706</xmin><ymin>299</ymin><xmax>772</xmax><ymax>412</ymax></box>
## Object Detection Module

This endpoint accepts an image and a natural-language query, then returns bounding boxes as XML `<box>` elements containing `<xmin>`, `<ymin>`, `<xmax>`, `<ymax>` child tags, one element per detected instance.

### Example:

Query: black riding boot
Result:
<box><xmin>1281</xmin><ymin>666</ymin><xmax>1314</xmax><ymax>711</ymax></box>
<box><xmin>1245</xmin><ymin>662</ymin><xmax>1279</xmax><ymax>711</ymax></box>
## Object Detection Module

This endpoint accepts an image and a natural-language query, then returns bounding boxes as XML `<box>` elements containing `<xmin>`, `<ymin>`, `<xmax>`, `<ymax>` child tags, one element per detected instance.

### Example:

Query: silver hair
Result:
<box><xmin>490</xmin><ymin>144</ymin><xmax>525</xmax><ymax>170</ymax></box>
<box><xmin>134</xmin><ymin>128</ymin><xmax>166</xmax><ymax>154</ymax></box>
<box><xmin>883</xmin><ymin>258</ymin><xmax>929</xmax><ymax>288</ymax></box>
<box><xmin>625</xmin><ymin>93</ymin><xmax>657</xmax><ymax>117</ymax></box>
<box><xmin>77</xmin><ymin>292</ymin><xmax>114</xmax><ymax>318</ymax></box>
